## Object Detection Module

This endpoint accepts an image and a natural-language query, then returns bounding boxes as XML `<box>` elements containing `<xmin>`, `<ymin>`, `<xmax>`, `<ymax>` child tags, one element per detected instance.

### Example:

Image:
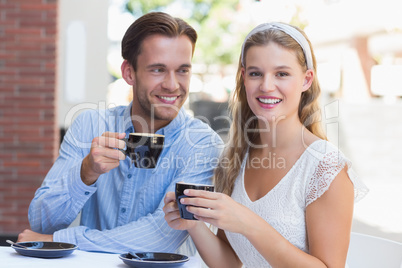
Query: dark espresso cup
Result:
<box><xmin>175</xmin><ymin>182</ymin><xmax>215</xmax><ymax>220</ymax></box>
<box><xmin>122</xmin><ymin>133</ymin><xmax>164</xmax><ymax>168</ymax></box>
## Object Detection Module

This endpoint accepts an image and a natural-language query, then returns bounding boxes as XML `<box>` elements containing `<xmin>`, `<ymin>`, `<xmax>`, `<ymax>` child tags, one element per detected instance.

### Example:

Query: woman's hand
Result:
<box><xmin>164</xmin><ymin>192</ymin><xmax>243</xmax><ymax>268</ymax></box>
<box><xmin>181</xmin><ymin>189</ymin><xmax>257</xmax><ymax>235</ymax></box>
<box><xmin>163</xmin><ymin>192</ymin><xmax>201</xmax><ymax>231</ymax></box>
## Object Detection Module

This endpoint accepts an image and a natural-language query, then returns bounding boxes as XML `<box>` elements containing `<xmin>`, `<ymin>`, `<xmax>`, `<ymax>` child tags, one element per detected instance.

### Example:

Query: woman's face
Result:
<box><xmin>242</xmin><ymin>42</ymin><xmax>313</xmax><ymax>125</ymax></box>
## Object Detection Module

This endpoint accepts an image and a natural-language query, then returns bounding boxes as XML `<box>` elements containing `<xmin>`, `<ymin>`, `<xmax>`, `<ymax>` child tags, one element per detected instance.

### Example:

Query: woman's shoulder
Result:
<box><xmin>304</xmin><ymin>139</ymin><xmax>345</xmax><ymax>162</ymax></box>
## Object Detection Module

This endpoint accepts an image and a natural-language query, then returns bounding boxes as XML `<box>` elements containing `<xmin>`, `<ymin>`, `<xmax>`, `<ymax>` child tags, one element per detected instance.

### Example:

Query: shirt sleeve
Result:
<box><xmin>305</xmin><ymin>149</ymin><xmax>368</xmax><ymax>207</ymax></box>
<box><xmin>53</xmin><ymin>207</ymin><xmax>186</xmax><ymax>253</ymax></box>
<box><xmin>53</xmin><ymin>135</ymin><xmax>223</xmax><ymax>253</ymax></box>
<box><xmin>28</xmin><ymin>112</ymin><xmax>96</xmax><ymax>234</ymax></box>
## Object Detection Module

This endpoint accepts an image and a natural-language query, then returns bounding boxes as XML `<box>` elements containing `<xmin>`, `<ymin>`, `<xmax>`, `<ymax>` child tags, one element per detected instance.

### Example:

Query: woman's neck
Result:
<box><xmin>255</xmin><ymin>116</ymin><xmax>312</xmax><ymax>152</ymax></box>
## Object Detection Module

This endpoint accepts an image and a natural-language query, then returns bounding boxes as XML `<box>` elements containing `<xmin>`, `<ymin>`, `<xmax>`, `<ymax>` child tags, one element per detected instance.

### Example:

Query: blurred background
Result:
<box><xmin>1</xmin><ymin>0</ymin><xmax>401</xmax><ymax>245</ymax></box>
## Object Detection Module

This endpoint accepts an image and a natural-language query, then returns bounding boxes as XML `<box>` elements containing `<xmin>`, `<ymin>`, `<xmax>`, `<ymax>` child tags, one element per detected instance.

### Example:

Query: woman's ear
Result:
<box><xmin>302</xmin><ymin>69</ymin><xmax>314</xmax><ymax>92</ymax></box>
<box><xmin>121</xmin><ymin>60</ymin><xmax>135</xmax><ymax>86</ymax></box>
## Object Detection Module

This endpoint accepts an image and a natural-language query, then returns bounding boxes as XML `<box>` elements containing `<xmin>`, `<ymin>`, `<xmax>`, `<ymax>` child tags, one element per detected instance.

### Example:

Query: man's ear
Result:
<box><xmin>302</xmin><ymin>69</ymin><xmax>314</xmax><ymax>92</ymax></box>
<box><xmin>121</xmin><ymin>60</ymin><xmax>135</xmax><ymax>86</ymax></box>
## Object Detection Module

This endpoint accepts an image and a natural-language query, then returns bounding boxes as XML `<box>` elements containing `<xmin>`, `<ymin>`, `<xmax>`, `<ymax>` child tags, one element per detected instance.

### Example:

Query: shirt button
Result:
<box><xmin>85</xmin><ymin>191</ymin><xmax>90</xmax><ymax>195</ymax></box>
<box><xmin>121</xmin><ymin>208</ymin><xmax>126</xmax><ymax>213</ymax></box>
<box><xmin>127</xmin><ymin>174</ymin><xmax>132</xmax><ymax>179</ymax></box>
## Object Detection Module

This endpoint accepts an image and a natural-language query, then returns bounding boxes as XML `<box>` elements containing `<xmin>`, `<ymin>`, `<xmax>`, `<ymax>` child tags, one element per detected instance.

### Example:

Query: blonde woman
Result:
<box><xmin>163</xmin><ymin>22</ymin><xmax>367</xmax><ymax>267</ymax></box>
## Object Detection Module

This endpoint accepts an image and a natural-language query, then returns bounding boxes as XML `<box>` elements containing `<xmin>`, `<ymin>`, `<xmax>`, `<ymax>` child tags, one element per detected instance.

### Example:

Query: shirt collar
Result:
<box><xmin>122</xmin><ymin>103</ymin><xmax>134</xmax><ymax>134</ymax></box>
<box><xmin>157</xmin><ymin>107</ymin><xmax>188</xmax><ymax>137</ymax></box>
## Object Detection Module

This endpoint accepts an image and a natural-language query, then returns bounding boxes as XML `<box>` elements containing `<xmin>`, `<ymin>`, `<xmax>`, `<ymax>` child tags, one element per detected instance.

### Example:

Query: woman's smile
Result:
<box><xmin>257</xmin><ymin>96</ymin><xmax>283</xmax><ymax>108</ymax></box>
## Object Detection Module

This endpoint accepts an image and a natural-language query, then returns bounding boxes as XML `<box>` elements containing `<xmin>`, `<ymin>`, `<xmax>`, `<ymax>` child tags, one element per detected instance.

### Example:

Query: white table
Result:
<box><xmin>0</xmin><ymin>246</ymin><xmax>201</xmax><ymax>268</ymax></box>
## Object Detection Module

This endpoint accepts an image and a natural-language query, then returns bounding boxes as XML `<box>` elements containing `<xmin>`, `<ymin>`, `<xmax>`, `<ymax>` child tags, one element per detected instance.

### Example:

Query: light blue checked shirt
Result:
<box><xmin>28</xmin><ymin>103</ymin><xmax>223</xmax><ymax>253</ymax></box>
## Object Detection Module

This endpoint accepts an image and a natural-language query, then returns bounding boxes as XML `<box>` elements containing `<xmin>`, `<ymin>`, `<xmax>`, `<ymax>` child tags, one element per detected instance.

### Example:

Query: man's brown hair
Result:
<box><xmin>121</xmin><ymin>12</ymin><xmax>197</xmax><ymax>70</ymax></box>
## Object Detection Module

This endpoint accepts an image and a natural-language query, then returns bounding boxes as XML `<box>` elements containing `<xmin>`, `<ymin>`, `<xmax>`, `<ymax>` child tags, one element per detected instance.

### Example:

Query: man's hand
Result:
<box><xmin>17</xmin><ymin>229</ymin><xmax>53</xmax><ymax>242</ymax></box>
<box><xmin>81</xmin><ymin>132</ymin><xmax>126</xmax><ymax>185</ymax></box>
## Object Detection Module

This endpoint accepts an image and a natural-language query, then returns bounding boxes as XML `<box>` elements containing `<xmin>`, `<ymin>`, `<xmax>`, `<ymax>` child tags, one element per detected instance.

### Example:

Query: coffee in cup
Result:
<box><xmin>122</xmin><ymin>133</ymin><xmax>164</xmax><ymax>168</ymax></box>
<box><xmin>175</xmin><ymin>182</ymin><xmax>214</xmax><ymax>220</ymax></box>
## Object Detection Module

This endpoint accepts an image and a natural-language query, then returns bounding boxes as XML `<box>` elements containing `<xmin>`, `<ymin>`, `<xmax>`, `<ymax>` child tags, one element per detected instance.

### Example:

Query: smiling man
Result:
<box><xmin>18</xmin><ymin>12</ymin><xmax>222</xmax><ymax>253</ymax></box>
<box><xmin>122</xmin><ymin>34</ymin><xmax>193</xmax><ymax>132</ymax></box>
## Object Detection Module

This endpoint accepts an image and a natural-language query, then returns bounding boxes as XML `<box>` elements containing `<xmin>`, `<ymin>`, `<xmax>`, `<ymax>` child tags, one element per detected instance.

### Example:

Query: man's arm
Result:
<box><xmin>28</xmin><ymin>111</ymin><xmax>223</xmax><ymax>253</ymax></box>
<box><xmin>28</xmin><ymin>111</ymin><xmax>126</xmax><ymax>233</ymax></box>
<box><xmin>28</xmin><ymin>112</ymin><xmax>95</xmax><ymax>233</ymax></box>
<box><xmin>55</xmin><ymin>133</ymin><xmax>221</xmax><ymax>253</ymax></box>
<box><xmin>54</xmin><ymin>141</ymin><xmax>220</xmax><ymax>253</ymax></box>
<box><xmin>29</xmin><ymin>107</ymin><xmax>128</xmax><ymax>234</ymax></box>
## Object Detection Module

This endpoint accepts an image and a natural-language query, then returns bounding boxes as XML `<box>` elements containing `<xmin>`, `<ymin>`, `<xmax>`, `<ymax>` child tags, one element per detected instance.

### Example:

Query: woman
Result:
<box><xmin>163</xmin><ymin>22</ymin><xmax>368</xmax><ymax>267</ymax></box>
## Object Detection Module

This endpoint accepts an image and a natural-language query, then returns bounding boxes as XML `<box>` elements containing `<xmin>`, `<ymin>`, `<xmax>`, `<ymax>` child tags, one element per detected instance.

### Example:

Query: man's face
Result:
<box><xmin>129</xmin><ymin>34</ymin><xmax>193</xmax><ymax>131</ymax></box>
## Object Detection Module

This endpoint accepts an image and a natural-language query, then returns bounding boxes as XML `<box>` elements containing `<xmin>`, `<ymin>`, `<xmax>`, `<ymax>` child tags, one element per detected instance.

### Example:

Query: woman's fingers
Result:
<box><xmin>180</xmin><ymin>197</ymin><xmax>217</xmax><ymax>212</ymax></box>
<box><xmin>186</xmin><ymin>203</ymin><xmax>218</xmax><ymax>218</ymax></box>
<box><xmin>163</xmin><ymin>201</ymin><xmax>176</xmax><ymax>214</ymax></box>
<box><xmin>164</xmin><ymin>192</ymin><xmax>176</xmax><ymax>205</ymax></box>
<box><xmin>183</xmin><ymin>189</ymin><xmax>218</xmax><ymax>199</ymax></box>
<box><xmin>180</xmin><ymin>191</ymin><xmax>228</xmax><ymax>211</ymax></box>
<box><xmin>163</xmin><ymin>197</ymin><xmax>182</xmax><ymax>227</ymax></box>
<box><xmin>164</xmin><ymin>208</ymin><xmax>181</xmax><ymax>222</ymax></box>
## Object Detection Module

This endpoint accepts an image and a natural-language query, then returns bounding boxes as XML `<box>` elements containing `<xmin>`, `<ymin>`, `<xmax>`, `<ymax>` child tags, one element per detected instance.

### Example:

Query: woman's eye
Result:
<box><xmin>249</xmin><ymin>72</ymin><xmax>261</xmax><ymax>77</ymax></box>
<box><xmin>277</xmin><ymin>72</ymin><xmax>289</xmax><ymax>77</ymax></box>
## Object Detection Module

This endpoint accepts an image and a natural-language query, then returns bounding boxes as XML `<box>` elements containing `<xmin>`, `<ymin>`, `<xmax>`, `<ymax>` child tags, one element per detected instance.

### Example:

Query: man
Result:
<box><xmin>18</xmin><ymin>12</ymin><xmax>222</xmax><ymax>253</ymax></box>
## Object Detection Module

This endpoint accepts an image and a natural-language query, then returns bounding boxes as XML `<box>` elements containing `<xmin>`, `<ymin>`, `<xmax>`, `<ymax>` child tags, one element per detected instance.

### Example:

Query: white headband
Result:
<box><xmin>240</xmin><ymin>22</ymin><xmax>313</xmax><ymax>70</ymax></box>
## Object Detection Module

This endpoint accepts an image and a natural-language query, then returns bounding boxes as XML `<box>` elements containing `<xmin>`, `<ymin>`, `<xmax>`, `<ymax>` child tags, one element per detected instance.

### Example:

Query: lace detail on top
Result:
<box><xmin>224</xmin><ymin>140</ymin><xmax>368</xmax><ymax>268</ymax></box>
<box><xmin>305</xmin><ymin>145</ymin><xmax>368</xmax><ymax>206</ymax></box>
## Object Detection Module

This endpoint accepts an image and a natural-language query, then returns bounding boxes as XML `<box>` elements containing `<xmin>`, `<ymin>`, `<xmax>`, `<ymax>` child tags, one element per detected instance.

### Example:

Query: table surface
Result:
<box><xmin>0</xmin><ymin>246</ymin><xmax>201</xmax><ymax>268</ymax></box>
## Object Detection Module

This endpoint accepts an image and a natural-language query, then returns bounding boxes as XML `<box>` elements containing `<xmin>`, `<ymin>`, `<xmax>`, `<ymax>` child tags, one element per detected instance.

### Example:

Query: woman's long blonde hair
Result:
<box><xmin>213</xmin><ymin>23</ymin><xmax>326</xmax><ymax>195</ymax></box>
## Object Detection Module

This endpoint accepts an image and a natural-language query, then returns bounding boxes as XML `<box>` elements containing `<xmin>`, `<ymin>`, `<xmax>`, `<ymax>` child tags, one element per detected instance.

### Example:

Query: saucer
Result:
<box><xmin>11</xmin><ymin>241</ymin><xmax>77</xmax><ymax>258</ymax></box>
<box><xmin>119</xmin><ymin>252</ymin><xmax>189</xmax><ymax>267</ymax></box>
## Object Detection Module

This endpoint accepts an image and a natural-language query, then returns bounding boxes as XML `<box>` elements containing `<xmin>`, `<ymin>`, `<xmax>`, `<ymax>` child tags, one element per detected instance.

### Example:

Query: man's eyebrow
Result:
<box><xmin>146</xmin><ymin>63</ymin><xmax>166</xmax><ymax>69</ymax></box>
<box><xmin>146</xmin><ymin>63</ymin><xmax>192</xmax><ymax>69</ymax></box>
<box><xmin>180</xmin><ymin>64</ymin><xmax>192</xmax><ymax>68</ymax></box>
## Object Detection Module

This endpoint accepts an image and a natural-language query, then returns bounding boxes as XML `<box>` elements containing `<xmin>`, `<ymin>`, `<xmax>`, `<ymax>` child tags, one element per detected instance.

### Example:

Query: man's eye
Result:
<box><xmin>152</xmin><ymin>68</ymin><xmax>164</xmax><ymax>73</ymax></box>
<box><xmin>178</xmin><ymin>69</ymin><xmax>190</xmax><ymax>74</ymax></box>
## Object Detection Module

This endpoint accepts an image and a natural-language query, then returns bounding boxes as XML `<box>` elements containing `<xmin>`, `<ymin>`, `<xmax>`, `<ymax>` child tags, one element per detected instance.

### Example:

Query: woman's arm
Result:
<box><xmin>188</xmin><ymin>225</ymin><xmax>241</xmax><ymax>268</ymax></box>
<box><xmin>306</xmin><ymin>167</ymin><xmax>354</xmax><ymax>267</ymax></box>
<box><xmin>244</xmin><ymin>168</ymin><xmax>353</xmax><ymax>268</ymax></box>
<box><xmin>163</xmin><ymin>192</ymin><xmax>242</xmax><ymax>268</ymax></box>
<box><xmin>184</xmin><ymin>168</ymin><xmax>354</xmax><ymax>267</ymax></box>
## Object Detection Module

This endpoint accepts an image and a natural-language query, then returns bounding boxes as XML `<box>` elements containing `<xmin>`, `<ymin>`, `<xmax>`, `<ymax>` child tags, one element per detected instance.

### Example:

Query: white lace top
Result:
<box><xmin>225</xmin><ymin>140</ymin><xmax>368</xmax><ymax>268</ymax></box>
